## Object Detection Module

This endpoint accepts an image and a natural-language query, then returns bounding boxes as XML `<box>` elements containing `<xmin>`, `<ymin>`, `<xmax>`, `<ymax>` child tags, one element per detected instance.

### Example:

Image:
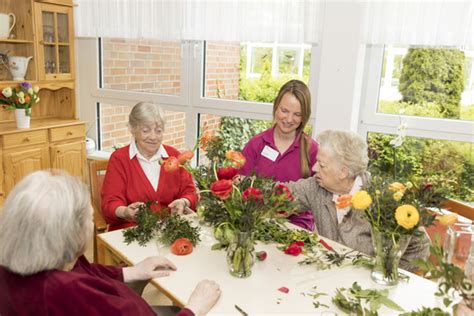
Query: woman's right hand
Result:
<box><xmin>185</xmin><ymin>280</ymin><xmax>221</xmax><ymax>316</ymax></box>
<box><xmin>115</xmin><ymin>202</ymin><xmax>143</xmax><ymax>220</ymax></box>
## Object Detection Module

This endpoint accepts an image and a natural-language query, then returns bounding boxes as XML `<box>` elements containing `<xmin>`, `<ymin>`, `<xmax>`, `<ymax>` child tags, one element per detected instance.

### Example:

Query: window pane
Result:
<box><xmin>99</xmin><ymin>103</ymin><xmax>187</xmax><ymax>152</ymax></box>
<box><xmin>204</xmin><ymin>42</ymin><xmax>311</xmax><ymax>102</ymax></box>
<box><xmin>101</xmin><ymin>38</ymin><xmax>181</xmax><ymax>95</ymax></box>
<box><xmin>198</xmin><ymin>114</ymin><xmax>270</xmax><ymax>164</ymax></box>
<box><xmin>367</xmin><ymin>132</ymin><xmax>473</xmax><ymax>202</ymax></box>
<box><xmin>378</xmin><ymin>46</ymin><xmax>474</xmax><ymax>121</ymax></box>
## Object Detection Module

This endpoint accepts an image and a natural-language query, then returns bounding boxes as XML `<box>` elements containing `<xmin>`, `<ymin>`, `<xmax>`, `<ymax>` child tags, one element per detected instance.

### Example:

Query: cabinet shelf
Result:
<box><xmin>0</xmin><ymin>39</ymin><xmax>34</xmax><ymax>44</ymax></box>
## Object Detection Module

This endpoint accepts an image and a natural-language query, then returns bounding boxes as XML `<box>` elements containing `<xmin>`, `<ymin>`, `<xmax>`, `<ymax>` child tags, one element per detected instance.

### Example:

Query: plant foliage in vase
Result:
<box><xmin>0</xmin><ymin>82</ymin><xmax>40</xmax><ymax>116</ymax></box>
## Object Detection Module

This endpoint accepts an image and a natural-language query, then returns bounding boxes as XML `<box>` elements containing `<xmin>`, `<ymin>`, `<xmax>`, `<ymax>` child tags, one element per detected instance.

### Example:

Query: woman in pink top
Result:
<box><xmin>239</xmin><ymin>80</ymin><xmax>318</xmax><ymax>230</ymax></box>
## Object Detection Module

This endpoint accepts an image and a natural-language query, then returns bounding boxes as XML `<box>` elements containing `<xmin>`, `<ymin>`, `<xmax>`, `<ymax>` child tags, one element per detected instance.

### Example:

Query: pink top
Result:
<box><xmin>239</xmin><ymin>126</ymin><xmax>318</xmax><ymax>230</ymax></box>
<box><xmin>239</xmin><ymin>126</ymin><xmax>318</xmax><ymax>182</ymax></box>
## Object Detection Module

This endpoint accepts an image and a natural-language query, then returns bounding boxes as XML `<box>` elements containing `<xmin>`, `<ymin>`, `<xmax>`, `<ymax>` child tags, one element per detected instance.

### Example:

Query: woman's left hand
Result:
<box><xmin>168</xmin><ymin>198</ymin><xmax>190</xmax><ymax>215</ymax></box>
<box><xmin>123</xmin><ymin>256</ymin><xmax>177</xmax><ymax>283</ymax></box>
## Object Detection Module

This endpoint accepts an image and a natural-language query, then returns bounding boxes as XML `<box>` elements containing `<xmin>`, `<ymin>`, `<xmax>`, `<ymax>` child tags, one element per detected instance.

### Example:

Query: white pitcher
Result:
<box><xmin>0</xmin><ymin>13</ymin><xmax>16</xmax><ymax>39</ymax></box>
<box><xmin>8</xmin><ymin>56</ymin><xmax>33</xmax><ymax>81</ymax></box>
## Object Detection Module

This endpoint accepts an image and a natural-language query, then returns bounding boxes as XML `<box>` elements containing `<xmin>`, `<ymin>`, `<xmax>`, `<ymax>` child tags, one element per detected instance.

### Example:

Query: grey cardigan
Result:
<box><xmin>287</xmin><ymin>175</ymin><xmax>430</xmax><ymax>271</ymax></box>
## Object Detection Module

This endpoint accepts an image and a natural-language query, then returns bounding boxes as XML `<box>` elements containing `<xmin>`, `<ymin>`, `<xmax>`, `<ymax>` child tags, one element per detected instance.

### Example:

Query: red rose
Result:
<box><xmin>217</xmin><ymin>166</ymin><xmax>238</xmax><ymax>180</ymax></box>
<box><xmin>177</xmin><ymin>150</ymin><xmax>194</xmax><ymax>164</ymax></box>
<box><xmin>162</xmin><ymin>156</ymin><xmax>180</xmax><ymax>172</ymax></box>
<box><xmin>210</xmin><ymin>179</ymin><xmax>233</xmax><ymax>200</ymax></box>
<box><xmin>256</xmin><ymin>251</ymin><xmax>267</xmax><ymax>261</ymax></box>
<box><xmin>295</xmin><ymin>240</ymin><xmax>305</xmax><ymax>247</ymax></box>
<box><xmin>274</xmin><ymin>184</ymin><xmax>294</xmax><ymax>201</ymax></box>
<box><xmin>284</xmin><ymin>243</ymin><xmax>303</xmax><ymax>256</ymax></box>
<box><xmin>242</xmin><ymin>187</ymin><xmax>263</xmax><ymax>201</ymax></box>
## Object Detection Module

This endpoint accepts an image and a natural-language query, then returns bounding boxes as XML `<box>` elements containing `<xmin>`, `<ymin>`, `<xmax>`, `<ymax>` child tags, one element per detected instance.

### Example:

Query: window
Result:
<box><xmin>368</xmin><ymin>132</ymin><xmax>473</xmax><ymax>201</ymax></box>
<box><xmin>378</xmin><ymin>45</ymin><xmax>474</xmax><ymax>121</ymax></box>
<box><xmin>101</xmin><ymin>38</ymin><xmax>182</xmax><ymax>95</ymax></box>
<box><xmin>204</xmin><ymin>41</ymin><xmax>312</xmax><ymax>103</ymax></box>
<box><xmin>99</xmin><ymin>102</ymin><xmax>187</xmax><ymax>152</ymax></box>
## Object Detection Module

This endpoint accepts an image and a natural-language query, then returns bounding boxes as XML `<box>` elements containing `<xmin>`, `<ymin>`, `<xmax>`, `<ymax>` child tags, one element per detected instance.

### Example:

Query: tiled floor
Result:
<box><xmin>84</xmin><ymin>238</ymin><xmax>173</xmax><ymax>306</ymax></box>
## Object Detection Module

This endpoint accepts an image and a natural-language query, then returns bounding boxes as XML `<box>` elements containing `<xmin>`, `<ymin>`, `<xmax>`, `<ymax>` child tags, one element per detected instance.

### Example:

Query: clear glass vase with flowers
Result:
<box><xmin>350</xmin><ymin>176</ymin><xmax>446</xmax><ymax>285</ymax></box>
<box><xmin>164</xmin><ymin>137</ymin><xmax>300</xmax><ymax>277</ymax></box>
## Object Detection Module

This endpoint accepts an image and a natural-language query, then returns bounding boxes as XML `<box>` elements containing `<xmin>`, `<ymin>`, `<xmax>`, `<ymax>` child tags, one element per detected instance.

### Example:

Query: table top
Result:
<box><xmin>98</xmin><ymin>218</ymin><xmax>445</xmax><ymax>315</ymax></box>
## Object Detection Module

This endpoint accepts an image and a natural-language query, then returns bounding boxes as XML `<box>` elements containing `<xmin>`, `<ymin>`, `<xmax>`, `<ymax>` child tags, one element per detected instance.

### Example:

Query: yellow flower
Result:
<box><xmin>405</xmin><ymin>181</ymin><xmax>413</xmax><ymax>189</ymax></box>
<box><xmin>389</xmin><ymin>182</ymin><xmax>406</xmax><ymax>192</ymax></box>
<box><xmin>351</xmin><ymin>191</ymin><xmax>372</xmax><ymax>209</ymax></box>
<box><xmin>393</xmin><ymin>191</ymin><xmax>404</xmax><ymax>201</ymax></box>
<box><xmin>395</xmin><ymin>205</ymin><xmax>419</xmax><ymax>229</ymax></box>
<box><xmin>438</xmin><ymin>214</ymin><xmax>458</xmax><ymax>226</ymax></box>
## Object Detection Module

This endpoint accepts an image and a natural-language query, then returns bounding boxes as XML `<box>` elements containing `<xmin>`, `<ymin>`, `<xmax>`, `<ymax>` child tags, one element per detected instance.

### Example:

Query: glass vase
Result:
<box><xmin>370</xmin><ymin>227</ymin><xmax>411</xmax><ymax>286</ymax></box>
<box><xmin>226</xmin><ymin>231</ymin><xmax>255</xmax><ymax>278</ymax></box>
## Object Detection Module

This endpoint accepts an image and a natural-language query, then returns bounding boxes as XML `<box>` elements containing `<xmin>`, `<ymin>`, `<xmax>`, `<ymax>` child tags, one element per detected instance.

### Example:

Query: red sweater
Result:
<box><xmin>101</xmin><ymin>144</ymin><xmax>198</xmax><ymax>230</ymax></box>
<box><xmin>0</xmin><ymin>256</ymin><xmax>194</xmax><ymax>316</ymax></box>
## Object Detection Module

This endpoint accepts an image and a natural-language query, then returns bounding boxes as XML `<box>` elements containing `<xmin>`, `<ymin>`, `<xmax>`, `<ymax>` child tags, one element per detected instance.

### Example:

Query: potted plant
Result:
<box><xmin>0</xmin><ymin>82</ymin><xmax>40</xmax><ymax>129</ymax></box>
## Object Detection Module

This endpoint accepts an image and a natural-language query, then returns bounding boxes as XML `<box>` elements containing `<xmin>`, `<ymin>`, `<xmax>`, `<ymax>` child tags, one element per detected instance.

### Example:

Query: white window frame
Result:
<box><xmin>76</xmin><ymin>39</ymin><xmax>319</xmax><ymax>152</ymax></box>
<box><xmin>358</xmin><ymin>44</ymin><xmax>474</xmax><ymax>143</ymax></box>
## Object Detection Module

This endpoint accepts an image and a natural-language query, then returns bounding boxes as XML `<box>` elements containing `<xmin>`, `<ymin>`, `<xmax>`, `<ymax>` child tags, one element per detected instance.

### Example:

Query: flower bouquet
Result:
<box><xmin>165</xmin><ymin>137</ymin><xmax>300</xmax><ymax>277</ymax></box>
<box><xmin>349</xmin><ymin>176</ymin><xmax>446</xmax><ymax>285</ymax></box>
<box><xmin>0</xmin><ymin>82</ymin><xmax>40</xmax><ymax>116</ymax></box>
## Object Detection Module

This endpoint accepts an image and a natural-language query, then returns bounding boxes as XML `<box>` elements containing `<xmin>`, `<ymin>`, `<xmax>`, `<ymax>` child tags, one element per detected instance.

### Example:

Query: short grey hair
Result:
<box><xmin>317</xmin><ymin>130</ymin><xmax>369</xmax><ymax>178</ymax></box>
<box><xmin>128</xmin><ymin>102</ymin><xmax>166</xmax><ymax>131</ymax></box>
<box><xmin>0</xmin><ymin>170</ymin><xmax>91</xmax><ymax>275</ymax></box>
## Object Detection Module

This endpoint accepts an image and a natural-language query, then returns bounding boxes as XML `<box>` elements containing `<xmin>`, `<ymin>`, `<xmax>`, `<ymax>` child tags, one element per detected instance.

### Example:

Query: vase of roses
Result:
<box><xmin>0</xmin><ymin>82</ymin><xmax>40</xmax><ymax>129</ymax></box>
<box><xmin>164</xmin><ymin>141</ymin><xmax>299</xmax><ymax>278</ymax></box>
<box><xmin>350</xmin><ymin>176</ymin><xmax>445</xmax><ymax>285</ymax></box>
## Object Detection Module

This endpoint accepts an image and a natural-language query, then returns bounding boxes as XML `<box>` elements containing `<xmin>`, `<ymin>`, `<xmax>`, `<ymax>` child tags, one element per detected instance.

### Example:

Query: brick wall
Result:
<box><xmin>100</xmin><ymin>39</ymin><xmax>240</xmax><ymax>153</ymax></box>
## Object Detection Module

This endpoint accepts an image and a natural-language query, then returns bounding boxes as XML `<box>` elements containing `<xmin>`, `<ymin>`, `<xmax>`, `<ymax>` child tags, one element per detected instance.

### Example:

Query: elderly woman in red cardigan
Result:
<box><xmin>101</xmin><ymin>102</ymin><xmax>198</xmax><ymax>231</ymax></box>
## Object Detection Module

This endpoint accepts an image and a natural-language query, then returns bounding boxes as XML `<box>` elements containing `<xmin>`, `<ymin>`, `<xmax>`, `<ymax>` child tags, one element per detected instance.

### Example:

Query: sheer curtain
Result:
<box><xmin>74</xmin><ymin>0</ymin><xmax>324</xmax><ymax>44</ymax></box>
<box><xmin>363</xmin><ymin>1</ymin><xmax>474</xmax><ymax>46</ymax></box>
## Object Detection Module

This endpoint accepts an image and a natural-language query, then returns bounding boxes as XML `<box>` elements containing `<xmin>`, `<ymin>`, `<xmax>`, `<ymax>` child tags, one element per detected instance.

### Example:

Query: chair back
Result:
<box><xmin>88</xmin><ymin>159</ymin><xmax>109</xmax><ymax>262</ymax></box>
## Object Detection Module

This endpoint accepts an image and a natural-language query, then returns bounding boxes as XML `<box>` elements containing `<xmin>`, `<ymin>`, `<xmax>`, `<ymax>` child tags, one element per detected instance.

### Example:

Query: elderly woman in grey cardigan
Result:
<box><xmin>286</xmin><ymin>130</ymin><xmax>429</xmax><ymax>271</ymax></box>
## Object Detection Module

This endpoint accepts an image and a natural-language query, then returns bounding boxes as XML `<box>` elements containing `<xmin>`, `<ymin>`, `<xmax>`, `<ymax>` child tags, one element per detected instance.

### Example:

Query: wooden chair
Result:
<box><xmin>88</xmin><ymin>159</ymin><xmax>109</xmax><ymax>263</ymax></box>
<box><xmin>441</xmin><ymin>199</ymin><xmax>474</xmax><ymax>221</ymax></box>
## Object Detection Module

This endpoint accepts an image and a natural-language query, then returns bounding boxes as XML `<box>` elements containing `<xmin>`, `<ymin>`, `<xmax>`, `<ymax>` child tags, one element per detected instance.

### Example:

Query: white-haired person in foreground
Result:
<box><xmin>286</xmin><ymin>130</ymin><xmax>430</xmax><ymax>271</ymax></box>
<box><xmin>0</xmin><ymin>170</ymin><xmax>220</xmax><ymax>316</ymax></box>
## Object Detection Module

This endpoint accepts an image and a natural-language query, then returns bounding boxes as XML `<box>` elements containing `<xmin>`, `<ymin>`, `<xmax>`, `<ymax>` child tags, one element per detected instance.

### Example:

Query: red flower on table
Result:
<box><xmin>217</xmin><ymin>166</ymin><xmax>238</xmax><ymax>180</ymax></box>
<box><xmin>242</xmin><ymin>187</ymin><xmax>263</xmax><ymax>202</ymax></box>
<box><xmin>278</xmin><ymin>287</ymin><xmax>289</xmax><ymax>293</ymax></box>
<box><xmin>210</xmin><ymin>179</ymin><xmax>233</xmax><ymax>200</ymax></box>
<box><xmin>284</xmin><ymin>241</ymin><xmax>304</xmax><ymax>256</ymax></box>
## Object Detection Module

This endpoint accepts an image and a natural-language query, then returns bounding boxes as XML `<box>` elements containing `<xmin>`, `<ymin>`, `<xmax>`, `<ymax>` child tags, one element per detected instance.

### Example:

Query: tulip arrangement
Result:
<box><xmin>0</xmin><ymin>82</ymin><xmax>40</xmax><ymax>116</ymax></box>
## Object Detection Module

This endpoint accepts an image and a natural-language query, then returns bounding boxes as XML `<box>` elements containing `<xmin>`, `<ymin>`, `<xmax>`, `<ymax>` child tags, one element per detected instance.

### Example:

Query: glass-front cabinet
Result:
<box><xmin>35</xmin><ymin>2</ymin><xmax>74</xmax><ymax>80</ymax></box>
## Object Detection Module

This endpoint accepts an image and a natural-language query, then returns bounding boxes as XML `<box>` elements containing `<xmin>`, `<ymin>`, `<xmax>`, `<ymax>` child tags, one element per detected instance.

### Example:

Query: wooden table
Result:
<box><xmin>98</xmin><ymin>218</ymin><xmax>446</xmax><ymax>315</ymax></box>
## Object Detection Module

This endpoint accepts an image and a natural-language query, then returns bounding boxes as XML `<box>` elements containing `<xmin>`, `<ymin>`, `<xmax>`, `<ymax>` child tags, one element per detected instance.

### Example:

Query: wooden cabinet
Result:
<box><xmin>0</xmin><ymin>121</ymin><xmax>86</xmax><ymax>200</ymax></box>
<box><xmin>0</xmin><ymin>0</ymin><xmax>83</xmax><ymax>204</ymax></box>
<box><xmin>35</xmin><ymin>1</ymin><xmax>75</xmax><ymax>81</ymax></box>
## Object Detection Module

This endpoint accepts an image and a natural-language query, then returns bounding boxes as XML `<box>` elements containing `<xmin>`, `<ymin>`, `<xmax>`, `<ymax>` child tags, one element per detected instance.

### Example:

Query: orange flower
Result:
<box><xmin>336</xmin><ymin>194</ymin><xmax>352</xmax><ymax>208</ymax></box>
<box><xmin>199</xmin><ymin>132</ymin><xmax>215</xmax><ymax>151</ymax></box>
<box><xmin>389</xmin><ymin>182</ymin><xmax>406</xmax><ymax>193</ymax></box>
<box><xmin>162</xmin><ymin>156</ymin><xmax>180</xmax><ymax>172</ymax></box>
<box><xmin>178</xmin><ymin>150</ymin><xmax>194</xmax><ymax>164</ymax></box>
<box><xmin>225</xmin><ymin>150</ymin><xmax>246</xmax><ymax>168</ymax></box>
<box><xmin>438</xmin><ymin>214</ymin><xmax>458</xmax><ymax>226</ymax></box>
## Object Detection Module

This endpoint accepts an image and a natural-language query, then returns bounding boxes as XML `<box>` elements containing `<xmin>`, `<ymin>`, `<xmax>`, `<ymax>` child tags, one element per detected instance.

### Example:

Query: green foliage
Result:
<box><xmin>400</xmin><ymin>307</ymin><xmax>450</xmax><ymax>316</ymax></box>
<box><xmin>122</xmin><ymin>203</ymin><xmax>201</xmax><ymax>246</ymax></box>
<box><xmin>332</xmin><ymin>282</ymin><xmax>404</xmax><ymax>315</ymax></box>
<box><xmin>379</xmin><ymin>100</ymin><xmax>474</xmax><ymax>121</ymax></box>
<box><xmin>412</xmin><ymin>235</ymin><xmax>474</xmax><ymax>309</ymax></box>
<box><xmin>368</xmin><ymin>133</ymin><xmax>474</xmax><ymax>201</ymax></box>
<box><xmin>460</xmin><ymin>104</ymin><xmax>474</xmax><ymax>120</ymax></box>
<box><xmin>399</xmin><ymin>48</ymin><xmax>465</xmax><ymax>118</ymax></box>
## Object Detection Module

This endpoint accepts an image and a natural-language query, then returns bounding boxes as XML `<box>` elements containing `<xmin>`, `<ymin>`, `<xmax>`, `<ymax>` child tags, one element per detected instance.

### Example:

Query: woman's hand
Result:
<box><xmin>122</xmin><ymin>256</ymin><xmax>177</xmax><ymax>283</ymax></box>
<box><xmin>168</xmin><ymin>198</ymin><xmax>190</xmax><ymax>215</ymax></box>
<box><xmin>185</xmin><ymin>280</ymin><xmax>221</xmax><ymax>316</ymax></box>
<box><xmin>115</xmin><ymin>202</ymin><xmax>143</xmax><ymax>220</ymax></box>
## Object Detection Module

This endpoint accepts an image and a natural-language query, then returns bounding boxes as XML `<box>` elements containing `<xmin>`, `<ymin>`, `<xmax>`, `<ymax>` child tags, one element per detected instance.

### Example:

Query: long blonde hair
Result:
<box><xmin>273</xmin><ymin>80</ymin><xmax>312</xmax><ymax>178</ymax></box>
